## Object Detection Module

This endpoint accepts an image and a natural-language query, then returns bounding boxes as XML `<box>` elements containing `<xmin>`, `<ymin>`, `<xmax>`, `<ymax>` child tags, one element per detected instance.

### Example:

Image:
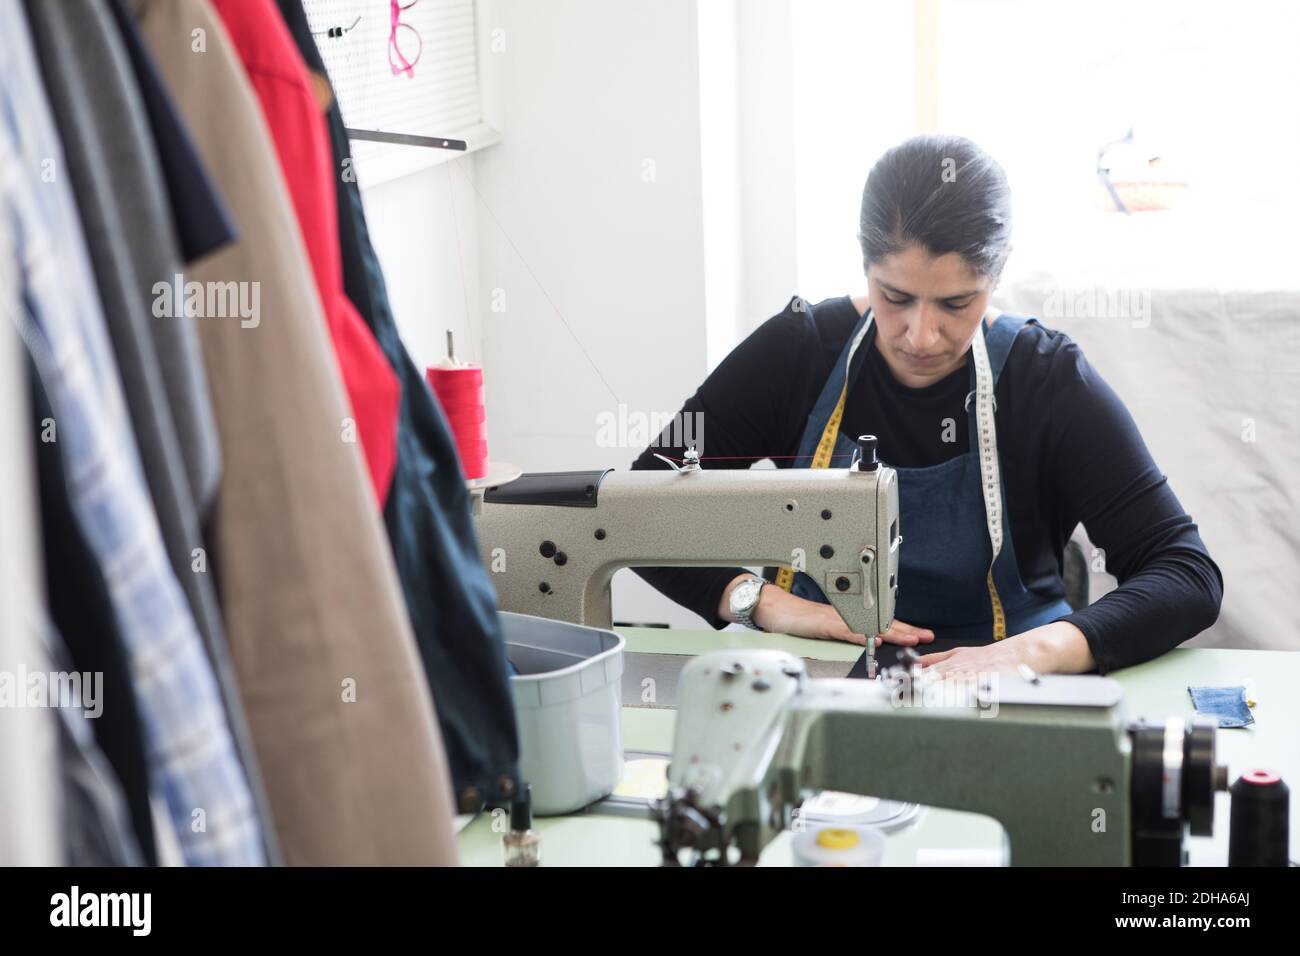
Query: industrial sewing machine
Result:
<box><xmin>474</xmin><ymin>439</ymin><xmax>1230</xmax><ymax>866</ymax></box>
<box><xmin>475</xmin><ymin>437</ymin><xmax>900</xmax><ymax>678</ymax></box>
<box><xmin>655</xmin><ymin>648</ymin><xmax>1225</xmax><ymax>866</ymax></box>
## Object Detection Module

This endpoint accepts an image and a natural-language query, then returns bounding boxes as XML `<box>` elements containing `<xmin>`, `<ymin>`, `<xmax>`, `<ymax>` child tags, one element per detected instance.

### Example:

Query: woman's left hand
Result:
<box><xmin>916</xmin><ymin>620</ymin><xmax>1095</xmax><ymax>677</ymax></box>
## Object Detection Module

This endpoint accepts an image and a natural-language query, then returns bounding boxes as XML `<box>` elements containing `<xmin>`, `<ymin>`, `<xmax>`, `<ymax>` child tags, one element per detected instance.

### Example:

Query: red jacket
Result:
<box><xmin>212</xmin><ymin>0</ymin><xmax>399</xmax><ymax>503</ymax></box>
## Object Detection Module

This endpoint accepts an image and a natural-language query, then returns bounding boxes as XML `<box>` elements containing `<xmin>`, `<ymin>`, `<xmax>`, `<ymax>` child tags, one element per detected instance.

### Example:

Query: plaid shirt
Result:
<box><xmin>0</xmin><ymin>3</ymin><xmax>264</xmax><ymax>866</ymax></box>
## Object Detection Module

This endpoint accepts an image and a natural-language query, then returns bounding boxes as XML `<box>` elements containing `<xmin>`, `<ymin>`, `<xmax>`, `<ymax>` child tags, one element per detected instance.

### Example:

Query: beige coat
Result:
<box><xmin>133</xmin><ymin>0</ymin><xmax>457</xmax><ymax>865</ymax></box>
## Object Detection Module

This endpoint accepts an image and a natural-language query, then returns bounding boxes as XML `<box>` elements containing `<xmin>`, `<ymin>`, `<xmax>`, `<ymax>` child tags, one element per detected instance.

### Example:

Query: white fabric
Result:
<box><xmin>995</xmin><ymin>275</ymin><xmax>1300</xmax><ymax>652</ymax></box>
<box><xmin>0</xmin><ymin>262</ymin><xmax>61</xmax><ymax>864</ymax></box>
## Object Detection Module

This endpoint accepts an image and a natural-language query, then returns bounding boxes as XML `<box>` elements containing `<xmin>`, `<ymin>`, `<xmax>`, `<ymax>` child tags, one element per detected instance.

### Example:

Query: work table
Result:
<box><xmin>458</xmin><ymin>628</ymin><xmax>1299</xmax><ymax>866</ymax></box>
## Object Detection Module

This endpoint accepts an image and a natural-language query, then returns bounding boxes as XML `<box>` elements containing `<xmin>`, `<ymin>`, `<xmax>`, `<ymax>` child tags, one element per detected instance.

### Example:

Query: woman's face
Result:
<box><xmin>866</xmin><ymin>245</ymin><xmax>995</xmax><ymax>389</ymax></box>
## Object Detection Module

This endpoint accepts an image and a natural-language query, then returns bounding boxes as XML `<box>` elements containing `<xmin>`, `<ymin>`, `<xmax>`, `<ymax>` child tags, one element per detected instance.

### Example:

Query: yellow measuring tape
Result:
<box><xmin>779</xmin><ymin>317</ymin><xmax>1008</xmax><ymax>641</ymax></box>
<box><xmin>986</xmin><ymin>568</ymin><xmax>1006</xmax><ymax>641</ymax></box>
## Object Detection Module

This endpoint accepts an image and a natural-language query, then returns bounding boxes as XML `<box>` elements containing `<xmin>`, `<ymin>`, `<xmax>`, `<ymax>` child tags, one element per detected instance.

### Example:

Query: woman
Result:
<box><xmin>632</xmin><ymin>135</ymin><xmax>1222</xmax><ymax>677</ymax></box>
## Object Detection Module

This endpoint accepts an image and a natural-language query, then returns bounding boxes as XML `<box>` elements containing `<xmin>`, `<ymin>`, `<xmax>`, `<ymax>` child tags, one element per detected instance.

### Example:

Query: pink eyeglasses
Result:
<box><xmin>389</xmin><ymin>0</ymin><xmax>423</xmax><ymax>78</ymax></box>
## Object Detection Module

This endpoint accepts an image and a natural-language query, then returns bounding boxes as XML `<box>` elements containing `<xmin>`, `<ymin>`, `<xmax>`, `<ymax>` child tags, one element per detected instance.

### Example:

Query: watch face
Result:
<box><xmin>732</xmin><ymin>579</ymin><xmax>760</xmax><ymax>613</ymax></box>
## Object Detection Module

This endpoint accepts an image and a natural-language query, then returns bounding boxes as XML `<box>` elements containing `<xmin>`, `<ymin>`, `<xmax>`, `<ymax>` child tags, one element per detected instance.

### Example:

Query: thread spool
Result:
<box><xmin>1228</xmin><ymin>769</ymin><xmax>1290</xmax><ymax>867</ymax></box>
<box><xmin>791</xmin><ymin>824</ymin><xmax>886</xmax><ymax>867</ymax></box>
<box><xmin>426</xmin><ymin>330</ymin><xmax>489</xmax><ymax>480</ymax></box>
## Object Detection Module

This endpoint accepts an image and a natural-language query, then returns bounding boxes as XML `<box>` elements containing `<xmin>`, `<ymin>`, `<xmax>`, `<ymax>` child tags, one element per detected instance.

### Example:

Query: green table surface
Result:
<box><xmin>460</xmin><ymin>628</ymin><xmax>1299</xmax><ymax>866</ymax></box>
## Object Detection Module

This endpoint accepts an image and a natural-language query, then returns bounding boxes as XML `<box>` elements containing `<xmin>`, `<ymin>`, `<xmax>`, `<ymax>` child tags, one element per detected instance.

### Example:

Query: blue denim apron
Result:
<box><xmin>777</xmin><ymin>302</ymin><xmax>1072</xmax><ymax>676</ymax></box>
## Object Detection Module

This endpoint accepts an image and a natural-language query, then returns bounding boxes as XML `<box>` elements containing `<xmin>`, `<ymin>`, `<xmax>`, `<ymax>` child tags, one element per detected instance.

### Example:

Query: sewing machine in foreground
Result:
<box><xmin>655</xmin><ymin>648</ymin><xmax>1226</xmax><ymax>866</ymax></box>
<box><xmin>475</xmin><ymin>437</ymin><xmax>900</xmax><ymax>677</ymax></box>
<box><xmin>474</xmin><ymin>440</ymin><xmax>1229</xmax><ymax>866</ymax></box>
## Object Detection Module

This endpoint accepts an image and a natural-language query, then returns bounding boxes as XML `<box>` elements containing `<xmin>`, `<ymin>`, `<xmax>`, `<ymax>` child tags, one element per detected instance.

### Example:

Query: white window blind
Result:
<box><xmin>302</xmin><ymin>0</ymin><xmax>496</xmax><ymax>186</ymax></box>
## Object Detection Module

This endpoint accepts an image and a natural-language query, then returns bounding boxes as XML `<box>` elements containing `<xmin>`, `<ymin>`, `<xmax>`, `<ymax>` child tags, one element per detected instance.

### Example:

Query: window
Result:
<box><xmin>782</xmin><ymin>0</ymin><xmax>1300</xmax><ymax>295</ymax></box>
<box><xmin>934</xmin><ymin>0</ymin><xmax>1300</xmax><ymax>284</ymax></box>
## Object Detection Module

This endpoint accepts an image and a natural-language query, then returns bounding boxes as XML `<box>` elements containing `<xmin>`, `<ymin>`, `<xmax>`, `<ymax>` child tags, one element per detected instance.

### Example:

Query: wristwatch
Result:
<box><xmin>728</xmin><ymin>575</ymin><xmax>766</xmax><ymax>631</ymax></box>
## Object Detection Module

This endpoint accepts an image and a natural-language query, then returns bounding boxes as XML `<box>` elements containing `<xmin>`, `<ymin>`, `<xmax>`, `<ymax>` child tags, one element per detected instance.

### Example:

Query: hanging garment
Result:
<box><xmin>43</xmin><ymin>619</ymin><xmax>144</xmax><ymax>867</ymax></box>
<box><xmin>0</xmin><ymin>259</ymin><xmax>61</xmax><ymax>867</ymax></box>
<box><xmin>23</xmin><ymin>0</ymin><xmax>279</xmax><ymax>864</ymax></box>
<box><xmin>0</xmin><ymin>0</ymin><xmax>265</xmax><ymax>866</ymax></box>
<box><xmin>210</xmin><ymin>0</ymin><xmax>400</xmax><ymax>506</ymax></box>
<box><xmin>279</xmin><ymin>0</ymin><xmax>521</xmax><ymax>810</ymax></box>
<box><xmin>29</xmin><ymin>352</ymin><xmax>158</xmax><ymax>864</ymax></box>
<box><xmin>782</xmin><ymin>304</ymin><xmax>1074</xmax><ymax>675</ymax></box>
<box><xmin>132</xmin><ymin>0</ymin><xmax>458</xmax><ymax>865</ymax></box>
<box><xmin>102</xmin><ymin>0</ymin><xmax>229</xmax><ymax>512</ymax></box>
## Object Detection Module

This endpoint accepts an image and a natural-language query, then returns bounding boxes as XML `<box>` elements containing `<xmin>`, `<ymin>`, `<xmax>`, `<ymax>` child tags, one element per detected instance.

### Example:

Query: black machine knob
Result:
<box><xmin>1185</xmin><ymin>718</ymin><xmax>1219</xmax><ymax>837</ymax></box>
<box><xmin>856</xmin><ymin>435</ymin><xmax>879</xmax><ymax>471</ymax></box>
<box><xmin>1128</xmin><ymin>717</ymin><xmax>1225</xmax><ymax>866</ymax></box>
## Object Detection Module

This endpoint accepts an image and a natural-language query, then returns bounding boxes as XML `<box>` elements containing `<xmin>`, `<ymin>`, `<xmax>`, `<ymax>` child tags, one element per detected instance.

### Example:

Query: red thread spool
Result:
<box><xmin>426</xmin><ymin>361</ymin><xmax>489</xmax><ymax>480</ymax></box>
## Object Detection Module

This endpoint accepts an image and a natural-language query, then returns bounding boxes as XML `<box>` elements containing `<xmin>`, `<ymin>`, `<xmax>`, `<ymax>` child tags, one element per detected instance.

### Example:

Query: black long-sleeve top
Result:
<box><xmin>631</xmin><ymin>296</ymin><xmax>1223</xmax><ymax>673</ymax></box>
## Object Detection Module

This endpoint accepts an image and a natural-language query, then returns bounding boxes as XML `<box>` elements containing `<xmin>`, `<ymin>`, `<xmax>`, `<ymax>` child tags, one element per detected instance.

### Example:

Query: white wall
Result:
<box><xmin>471</xmin><ymin>0</ymin><xmax>708</xmax><ymax>470</ymax></box>
<box><xmin>702</xmin><ymin>0</ymin><xmax>920</xmax><ymax>336</ymax></box>
<box><xmin>697</xmin><ymin>0</ymin><xmax>743</xmax><ymax>372</ymax></box>
<box><xmin>789</xmin><ymin>0</ymin><xmax>915</xmax><ymax>303</ymax></box>
<box><xmin>731</xmin><ymin>0</ymin><xmax>798</xmax><ymax>337</ymax></box>
<box><xmin>360</xmin><ymin>160</ymin><xmax>482</xmax><ymax>373</ymax></box>
<box><xmin>364</xmin><ymin>0</ymin><xmax>923</xmax><ymax>373</ymax></box>
<box><xmin>475</xmin><ymin>0</ymin><xmax>723</xmax><ymax>626</ymax></box>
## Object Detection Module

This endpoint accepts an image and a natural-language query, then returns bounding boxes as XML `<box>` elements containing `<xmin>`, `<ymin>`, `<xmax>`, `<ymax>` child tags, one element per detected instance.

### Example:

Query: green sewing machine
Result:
<box><xmin>473</xmin><ymin>438</ymin><xmax>1231</xmax><ymax>866</ymax></box>
<box><xmin>655</xmin><ymin>647</ymin><xmax>1226</xmax><ymax>866</ymax></box>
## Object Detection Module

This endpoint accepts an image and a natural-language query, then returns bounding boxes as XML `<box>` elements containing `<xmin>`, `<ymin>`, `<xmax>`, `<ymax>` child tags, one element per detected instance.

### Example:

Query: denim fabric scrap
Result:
<box><xmin>1187</xmin><ymin>685</ymin><xmax>1254</xmax><ymax>728</ymax></box>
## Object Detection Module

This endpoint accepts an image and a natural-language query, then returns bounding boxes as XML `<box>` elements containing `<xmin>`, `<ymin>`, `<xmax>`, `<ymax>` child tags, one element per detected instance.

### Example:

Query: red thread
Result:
<box><xmin>426</xmin><ymin>364</ymin><xmax>489</xmax><ymax>479</ymax></box>
<box><xmin>652</xmin><ymin>453</ymin><xmax>856</xmax><ymax>462</ymax></box>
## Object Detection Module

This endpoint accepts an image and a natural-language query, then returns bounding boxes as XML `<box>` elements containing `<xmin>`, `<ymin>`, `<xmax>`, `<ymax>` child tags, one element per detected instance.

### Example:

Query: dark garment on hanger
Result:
<box><xmin>278</xmin><ymin>0</ymin><xmax>520</xmax><ymax>809</ymax></box>
<box><xmin>23</xmin><ymin>0</ymin><xmax>278</xmax><ymax>863</ymax></box>
<box><xmin>46</xmin><ymin>621</ymin><xmax>144</xmax><ymax>867</ymax></box>
<box><xmin>29</xmin><ymin>355</ymin><xmax>157</xmax><ymax>865</ymax></box>
<box><xmin>105</xmin><ymin>0</ymin><xmax>236</xmax><ymax>265</ymax></box>
<box><xmin>104</xmin><ymin>0</ymin><xmax>228</xmax><ymax>514</ymax></box>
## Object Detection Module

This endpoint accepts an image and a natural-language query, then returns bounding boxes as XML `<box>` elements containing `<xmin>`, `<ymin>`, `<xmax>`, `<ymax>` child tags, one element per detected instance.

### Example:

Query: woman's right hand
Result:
<box><xmin>722</xmin><ymin>573</ymin><xmax>935</xmax><ymax>647</ymax></box>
